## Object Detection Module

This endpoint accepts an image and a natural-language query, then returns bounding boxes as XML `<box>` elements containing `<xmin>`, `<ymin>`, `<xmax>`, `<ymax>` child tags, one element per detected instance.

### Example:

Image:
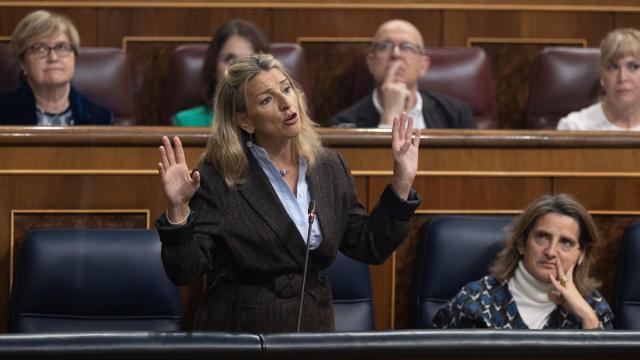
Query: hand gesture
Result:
<box><xmin>379</xmin><ymin>61</ymin><xmax>412</xmax><ymax>126</ymax></box>
<box><xmin>391</xmin><ymin>112</ymin><xmax>420</xmax><ymax>200</ymax></box>
<box><xmin>158</xmin><ymin>136</ymin><xmax>200</xmax><ymax>223</ymax></box>
<box><xmin>548</xmin><ymin>257</ymin><xmax>600</xmax><ymax>329</ymax></box>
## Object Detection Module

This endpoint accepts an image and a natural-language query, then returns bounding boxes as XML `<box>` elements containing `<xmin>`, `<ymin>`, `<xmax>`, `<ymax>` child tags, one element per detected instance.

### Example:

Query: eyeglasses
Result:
<box><xmin>28</xmin><ymin>42</ymin><xmax>75</xmax><ymax>59</ymax></box>
<box><xmin>370</xmin><ymin>41</ymin><xmax>424</xmax><ymax>55</ymax></box>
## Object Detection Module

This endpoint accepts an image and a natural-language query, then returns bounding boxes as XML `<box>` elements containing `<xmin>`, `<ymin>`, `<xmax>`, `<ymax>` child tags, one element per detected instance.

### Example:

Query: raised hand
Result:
<box><xmin>158</xmin><ymin>136</ymin><xmax>200</xmax><ymax>223</ymax></box>
<box><xmin>391</xmin><ymin>112</ymin><xmax>420</xmax><ymax>200</ymax></box>
<box><xmin>548</xmin><ymin>257</ymin><xmax>600</xmax><ymax>329</ymax></box>
<box><xmin>379</xmin><ymin>61</ymin><xmax>412</xmax><ymax>126</ymax></box>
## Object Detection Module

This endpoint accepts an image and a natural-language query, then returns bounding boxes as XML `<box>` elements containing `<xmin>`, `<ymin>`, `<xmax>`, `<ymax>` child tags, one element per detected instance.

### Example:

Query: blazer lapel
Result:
<box><xmin>238</xmin><ymin>156</ymin><xmax>308</xmax><ymax>268</ymax></box>
<box><xmin>306</xmin><ymin>158</ymin><xmax>339</xmax><ymax>259</ymax></box>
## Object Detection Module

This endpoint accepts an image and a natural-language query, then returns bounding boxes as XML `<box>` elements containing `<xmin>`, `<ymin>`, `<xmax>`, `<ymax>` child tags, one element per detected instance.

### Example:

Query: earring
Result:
<box><xmin>246</xmin><ymin>132</ymin><xmax>254</xmax><ymax>149</ymax></box>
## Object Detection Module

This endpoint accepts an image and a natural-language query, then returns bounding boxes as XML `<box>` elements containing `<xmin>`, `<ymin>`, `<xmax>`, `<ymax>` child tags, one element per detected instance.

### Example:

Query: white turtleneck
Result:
<box><xmin>507</xmin><ymin>261</ymin><xmax>557</xmax><ymax>329</ymax></box>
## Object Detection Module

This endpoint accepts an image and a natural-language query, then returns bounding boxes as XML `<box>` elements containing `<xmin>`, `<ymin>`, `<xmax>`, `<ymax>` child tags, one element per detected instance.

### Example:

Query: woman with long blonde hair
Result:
<box><xmin>156</xmin><ymin>53</ymin><xmax>421</xmax><ymax>332</ymax></box>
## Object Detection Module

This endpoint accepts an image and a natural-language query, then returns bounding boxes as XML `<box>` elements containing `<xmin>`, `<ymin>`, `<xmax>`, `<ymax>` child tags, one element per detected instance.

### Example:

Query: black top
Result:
<box><xmin>330</xmin><ymin>90</ymin><xmax>476</xmax><ymax>129</ymax></box>
<box><xmin>0</xmin><ymin>82</ymin><xmax>113</xmax><ymax>125</ymax></box>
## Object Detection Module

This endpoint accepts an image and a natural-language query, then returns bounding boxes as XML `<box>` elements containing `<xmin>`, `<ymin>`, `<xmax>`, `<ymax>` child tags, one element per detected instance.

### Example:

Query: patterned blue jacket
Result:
<box><xmin>433</xmin><ymin>274</ymin><xmax>614</xmax><ymax>329</ymax></box>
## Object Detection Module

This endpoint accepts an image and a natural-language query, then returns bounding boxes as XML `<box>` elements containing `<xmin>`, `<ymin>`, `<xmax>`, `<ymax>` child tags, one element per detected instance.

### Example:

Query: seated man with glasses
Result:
<box><xmin>330</xmin><ymin>19</ymin><xmax>475</xmax><ymax>129</ymax></box>
<box><xmin>0</xmin><ymin>10</ymin><xmax>112</xmax><ymax>126</ymax></box>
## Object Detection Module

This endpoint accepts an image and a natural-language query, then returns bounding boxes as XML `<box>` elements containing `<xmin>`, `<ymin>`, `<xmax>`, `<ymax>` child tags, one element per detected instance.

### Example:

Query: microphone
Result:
<box><xmin>297</xmin><ymin>200</ymin><xmax>316</xmax><ymax>332</ymax></box>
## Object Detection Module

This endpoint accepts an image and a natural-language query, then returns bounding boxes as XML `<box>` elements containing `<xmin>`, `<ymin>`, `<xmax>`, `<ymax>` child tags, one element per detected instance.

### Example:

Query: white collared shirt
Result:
<box><xmin>372</xmin><ymin>88</ymin><xmax>426</xmax><ymax>129</ymax></box>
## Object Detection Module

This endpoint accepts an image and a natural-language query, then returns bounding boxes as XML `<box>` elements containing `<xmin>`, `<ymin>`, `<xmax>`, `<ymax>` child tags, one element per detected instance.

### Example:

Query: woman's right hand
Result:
<box><xmin>158</xmin><ymin>136</ymin><xmax>200</xmax><ymax>223</ymax></box>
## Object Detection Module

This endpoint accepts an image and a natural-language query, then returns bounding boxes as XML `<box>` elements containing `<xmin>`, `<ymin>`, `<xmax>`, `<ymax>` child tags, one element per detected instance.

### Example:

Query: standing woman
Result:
<box><xmin>157</xmin><ymin>53</ymin><xmax>420</xmax><ymax>332</ymax></box>
<box><xmin>0</xmin><ymin>10</ymin><xmax>112</xmax><ymax>125</ymax></box>
<box><xmin>171</xmin><ymin>19</ymin><xmax>270</xmax><ymax>126</ymax></box>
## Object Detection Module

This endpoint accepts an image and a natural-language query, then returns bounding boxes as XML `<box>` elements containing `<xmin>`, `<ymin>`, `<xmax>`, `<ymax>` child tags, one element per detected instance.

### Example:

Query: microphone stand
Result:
<box><xmin>297</xmin><ymin>200</ymin><xmax>316</xmax><ymax>332</ymax></box>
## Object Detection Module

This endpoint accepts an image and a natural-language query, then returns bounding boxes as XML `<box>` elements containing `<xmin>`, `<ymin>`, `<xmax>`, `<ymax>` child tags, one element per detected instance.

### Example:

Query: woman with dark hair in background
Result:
<box><xmin>172</xmin><ymin>19</ymin><xmax>270</xmax><ymax>126</ymax></box>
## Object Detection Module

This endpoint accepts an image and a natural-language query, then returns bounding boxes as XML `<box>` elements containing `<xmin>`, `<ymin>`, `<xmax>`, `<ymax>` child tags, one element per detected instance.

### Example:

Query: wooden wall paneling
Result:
<box><xmin>96</xmin><ymin>9</ymin><xmax>272</xmax><ymax>47</ymax></box>
<box><xmin>270</xmin><ymin>9</ymin><xmax>442</xmax><ymax>44</ymax></box>
<box><xmin>425</xmin><ymin>146</ymin><xmax>640</xmax><ymax>173</ymax></box>
<box><xmin>124</xmin><ymin>37</ymin><xmax>209</xmax><ymax>124</ymax></box>
<box><xmin>468</xmin><ymin>39</ymin><xmax>585</xmax><ymax>129</ymax></box>
<box><xmin>0</xmin><ymin>146</ymin><xmax>202</xmax><ymax>170</ymax></box>
<box><xmin>443</xmin><ymin>10</ymin><xmax>613</xmax><ymax>128</ymax></box>
<box><xmin>0</xmin><ymin>8</ymin><xmax>99</xmax><ymax>45</ymax></box>
<box><xmin>94</xmin><ymin>8</ymin><xmax>271</xmax><ymax>124</ymax></box>
<box><xmin>411</xmin><ymin>176</ymin><xmax>551</xmax><ymax>210</ymax></box>
<box><xmin>514</xmin><ymin>12</ymin><xmax>612</xmax><ymax>44</ymax></box>
<box><xmin>613</xmin><ymin>13</ymin><xmax>640</xmax><ymax>28</ymax></box>
<box><xmin>553</xmin><ymin>177</ymin><xmax>640</xmax><ymax>211</ymax></box>
<box><xmin>366</xmin><ymin>176</ymin><xmax>395</xmax><ymax>330</ymax></box>
<box><xmin>333</xmin><ymin>147</ymin><xmax>394</xmax><ymax>171</ymax></box>
<box><xmin>589</xmin><ymin>214</ymin><xmax>640</xmax><ymax>312</ymax></box>
<box><xmin>299</xmin><ymin>38</ymin><xmax>371</xmax><ymax>124</ymax></box>
<box><xmin>442</xmin><ymin>11</ymin><xmax>523</xmax><ymax>46</ymax></box>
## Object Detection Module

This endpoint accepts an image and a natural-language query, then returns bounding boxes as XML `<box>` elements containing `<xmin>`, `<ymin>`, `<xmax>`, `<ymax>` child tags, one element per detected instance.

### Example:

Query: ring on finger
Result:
<box><xmin>559</xmin><ymin>275</ymin><xmax>568</xmax><ymax>287</ymax></box>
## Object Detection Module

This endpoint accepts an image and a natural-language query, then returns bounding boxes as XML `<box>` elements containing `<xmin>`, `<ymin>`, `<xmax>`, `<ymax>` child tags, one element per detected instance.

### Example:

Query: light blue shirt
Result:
<box><xmin>250</xmin><ymin>145</ymin><xmax>322</xmax><ymax>249</ymax></box>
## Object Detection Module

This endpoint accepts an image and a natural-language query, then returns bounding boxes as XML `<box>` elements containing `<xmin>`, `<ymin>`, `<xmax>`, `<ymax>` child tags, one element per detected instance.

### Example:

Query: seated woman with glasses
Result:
<box><xmin>0</xmin><ymin>10</ymin><xmax>112</xmax><ymax>125</ymax></box>
<box><xmin>433</xmin><ymin>194</ymin><xmax>614</xmax><ymax>330</ymax></box>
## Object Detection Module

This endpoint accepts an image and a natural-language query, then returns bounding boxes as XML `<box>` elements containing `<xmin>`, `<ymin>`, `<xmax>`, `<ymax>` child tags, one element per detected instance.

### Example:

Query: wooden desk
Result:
<box><xmin>1</xmin><ymin>127</ymin><xmax>639</xmax><ymax>332</ymax></box>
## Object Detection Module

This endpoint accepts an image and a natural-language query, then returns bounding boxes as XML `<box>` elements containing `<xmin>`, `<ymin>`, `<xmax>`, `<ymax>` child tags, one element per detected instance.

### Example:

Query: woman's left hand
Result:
<box><xmin>548</xmin><ymin>257</ymin><xmax>600</xmax><ymax>329</ymax></box>
<box><xmin>391</xmin><ymin>112</ymin><xmax>420</xmax><ymax>200</ymax></box>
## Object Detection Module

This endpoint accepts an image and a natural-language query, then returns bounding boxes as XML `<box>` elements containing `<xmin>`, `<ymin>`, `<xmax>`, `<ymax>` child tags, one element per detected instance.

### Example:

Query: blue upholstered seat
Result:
<box><xmin>414</xmin><ymin>216</ymin><xmax>513</xmax><ymax>328</ymax></box>
<box><xmin>321</xmin><ymin>251</ymin><xmax>375</xmax><ymax>331</ymax></box>
<box><xmin>616</xmin><ymin>222</ymin><xmax>640</xmax><ymax>329</ymax></box>
<box><xmin>11</xmin><ymin>229</ymin><xmax>182</xmax><ymax>333</ymax></box>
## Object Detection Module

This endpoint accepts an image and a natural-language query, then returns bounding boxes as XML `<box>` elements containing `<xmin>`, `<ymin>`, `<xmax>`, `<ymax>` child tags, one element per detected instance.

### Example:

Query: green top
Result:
<box><xmin>172</xmin><ymin>105</ymin><xmax>213</xmax><ymax>127</ymax></box>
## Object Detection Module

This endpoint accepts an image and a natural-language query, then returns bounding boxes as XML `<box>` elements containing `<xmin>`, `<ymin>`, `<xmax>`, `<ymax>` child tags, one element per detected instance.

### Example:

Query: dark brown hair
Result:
<box><xmin>199</xmin><ymin>19</ymin><xmax>270</xmax><ymax>105</ymax></box>
<box><xmin>490</xmin><ymin>193</ymin><xmax>601</xmax><ymax>296</ymax></box>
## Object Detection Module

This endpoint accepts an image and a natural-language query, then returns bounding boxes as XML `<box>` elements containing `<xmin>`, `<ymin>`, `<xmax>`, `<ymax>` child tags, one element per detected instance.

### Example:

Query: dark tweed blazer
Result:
<box><xmin>329</xmin><ymin>90</ymin><xmax>476</xmax><ymax>129</ymax></box>
<box><xmin>157</xmin><ymin>148</ymin><xmax>419</xmax><ymax>332</ymax></box>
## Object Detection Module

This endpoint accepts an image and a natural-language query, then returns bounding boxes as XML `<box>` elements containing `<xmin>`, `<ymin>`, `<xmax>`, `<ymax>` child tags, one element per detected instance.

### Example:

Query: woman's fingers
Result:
<box><xmin>411</xmin><ymin>128</ymin><xmax>421</xmax><ymax>148</ymax></box>
<box><xmin>555</xmin><ymin>256</ymin><xmax>566</xmax><ymax>283</ymax></box>
<box><xmin>157</xmin><ymin>162</ymin><xmax>166</xmax><ymax>177</ymax></box>
<box><xmin>392</xmin><ymin>114</ymin><xmax>401</xmax><ymax>144</ymax></box>
<box><xmin>191</xmin><ymin>170</ymin><xmax>201</xmax><ymax>187</ymax></box>
<box><xmin>173</xmin><ymin>136</ymin><xmax>186</xmax><ymax>164</ymax></box>
<box><xmin>162</xmin><ymin>135</ymin><xmax>177</xmax><ymax>166</ymax></box>
<box><xmin>404</xmin><ymin>113</ymin><xmax>413</xmax><ymax>140</ymax></box>
<box><xmin>159</xmin><ymin>145</ymin><xmax>170</xmax><ymax>170</ymax></box>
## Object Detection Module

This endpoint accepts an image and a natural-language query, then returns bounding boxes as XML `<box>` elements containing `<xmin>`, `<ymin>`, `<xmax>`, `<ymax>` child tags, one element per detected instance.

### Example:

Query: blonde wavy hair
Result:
<box><xmin>200</xmin><ymin>53</ymin><xmax>322</xmax><ymax>187</ymax></box>
<box><xmin>490</xmin><ymin>194</ymin><xmax>601</xmax><ymax>296</ymax></box>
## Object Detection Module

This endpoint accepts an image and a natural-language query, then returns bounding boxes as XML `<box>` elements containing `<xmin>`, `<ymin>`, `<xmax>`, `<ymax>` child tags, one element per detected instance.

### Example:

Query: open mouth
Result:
<box><xmin>284</xmin><ymin>112</ymin><xmax>298</xmax><ymax>124</ymax></box>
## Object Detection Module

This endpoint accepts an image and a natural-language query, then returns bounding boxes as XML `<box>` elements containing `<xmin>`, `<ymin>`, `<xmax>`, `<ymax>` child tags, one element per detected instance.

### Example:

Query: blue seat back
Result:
<box><xmin>321</xmin><ymin>251</ymin><xmax>375</xmax><ymax>331</ymax></box>
<box><xmin>11</xmin><ymin>229</ymin><xmax>182</xmax><ymax>332</ymax></box>
<box><xmin>415</xmin><ymin>216</ymin><xmax>512</xmax><ymax>328</ymax></box>
<box><xmin>616</xmin><ymin>222</ymin><xmax>640</xmax><ymax>329</ymax></box>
